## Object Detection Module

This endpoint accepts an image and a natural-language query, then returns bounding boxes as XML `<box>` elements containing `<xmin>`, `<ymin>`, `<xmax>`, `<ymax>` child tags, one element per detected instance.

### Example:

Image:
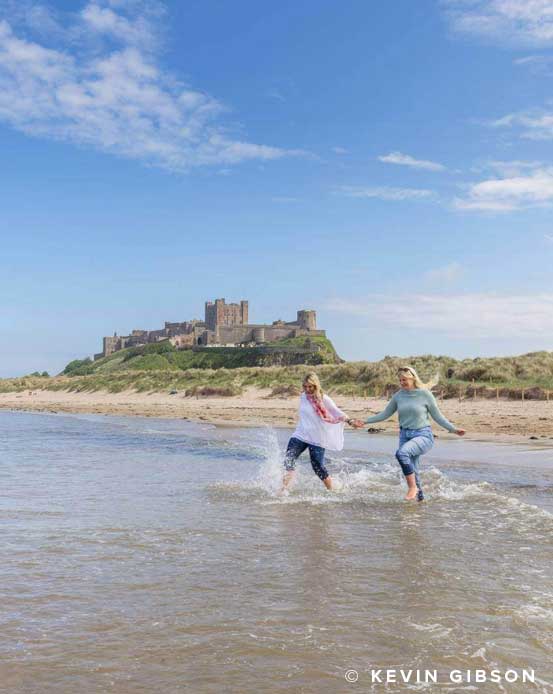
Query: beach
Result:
<box><xmin>0</xmin><ymin>387</ymin><xmax>552</xmax><ymax>445</ymax></box>
<box><xmin>1</xmin><ymin>410</ymin><xmax>552</xmax><ymax>693</ymax></box>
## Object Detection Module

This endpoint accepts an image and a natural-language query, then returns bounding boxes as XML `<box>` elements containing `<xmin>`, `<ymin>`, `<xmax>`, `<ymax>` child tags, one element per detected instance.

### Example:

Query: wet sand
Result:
<box><xmin>1</xmin><ymin>387</ymin><xmax>552</xmax><ymax>445</ymax></box>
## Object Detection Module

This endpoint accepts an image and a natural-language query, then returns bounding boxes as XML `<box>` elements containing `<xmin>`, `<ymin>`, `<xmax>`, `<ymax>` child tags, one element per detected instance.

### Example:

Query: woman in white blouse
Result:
<box><xmin>281</xmin><ymin>373</ymin><xmax>355</xmax><ymax>492</ymax></box>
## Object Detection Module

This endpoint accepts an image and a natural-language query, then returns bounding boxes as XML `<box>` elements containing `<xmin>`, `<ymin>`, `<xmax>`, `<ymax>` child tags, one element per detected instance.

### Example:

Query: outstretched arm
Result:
<box><xmin>426</xmin><ymin>391</ymin><xmax>464</xmax><ymax>434</ymax></box>
<box><xmin>364</xmin><ymin>397</ymin><xmax>398</xmax><ymax>424</ymax></box>
<box><xmin>323</xmin><ymin>394</ymin><xmax>349</xmax><ymax>423</ymax></box>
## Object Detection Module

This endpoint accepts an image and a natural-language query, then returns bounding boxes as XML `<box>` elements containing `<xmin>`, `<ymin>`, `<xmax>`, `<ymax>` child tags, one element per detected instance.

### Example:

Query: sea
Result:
<box><xmin>0</xmin><ymin>410</ymin><xmax>552</xmax><ymax>693</ymax></box>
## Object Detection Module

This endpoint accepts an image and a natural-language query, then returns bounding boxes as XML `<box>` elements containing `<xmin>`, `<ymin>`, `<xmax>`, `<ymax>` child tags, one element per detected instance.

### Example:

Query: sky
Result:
<box><xmin>1</xmin><ymin>0</ymin><xmax>553</xmax><ymax>377</ymax></box>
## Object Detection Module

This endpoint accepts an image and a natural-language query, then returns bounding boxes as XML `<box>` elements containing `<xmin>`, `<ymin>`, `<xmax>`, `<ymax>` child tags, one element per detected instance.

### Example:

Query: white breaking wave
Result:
<box><xmin>206</xmin><ymin>429</ymin><xmax>553</xmax><ymax>540</ymax></box>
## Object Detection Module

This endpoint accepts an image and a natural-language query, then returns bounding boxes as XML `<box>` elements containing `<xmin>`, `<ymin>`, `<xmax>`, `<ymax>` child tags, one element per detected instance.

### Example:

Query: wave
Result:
<box><xmin>206</xmin><ymin>429</ymin><xmax>553</xmax><ymax>536</ymax></box>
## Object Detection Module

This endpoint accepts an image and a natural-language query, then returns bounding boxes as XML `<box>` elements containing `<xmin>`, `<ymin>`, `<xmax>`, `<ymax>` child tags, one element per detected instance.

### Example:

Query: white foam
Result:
<box><xmin>207</xmin><ymin>429</ymin><xmax>553</xmax><ymax>530</ymax></box>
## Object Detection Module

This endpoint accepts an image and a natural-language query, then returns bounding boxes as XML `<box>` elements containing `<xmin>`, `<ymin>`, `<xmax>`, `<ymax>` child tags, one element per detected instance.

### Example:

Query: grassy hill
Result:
<box><xmin>61</xmin><ymin>335</ymin><xmax>341</xmax><ymax>375</ymax></box>
<box><xmin>2</xmin><ymin>349</ymin><xmax>553</xmax><ymax>400</ymax></box>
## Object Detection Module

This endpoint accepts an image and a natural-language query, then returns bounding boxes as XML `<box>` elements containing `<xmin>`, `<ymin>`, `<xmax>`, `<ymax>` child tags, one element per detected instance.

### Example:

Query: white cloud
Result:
<box><xmin>444</xmin><ymin>0</ymin><xmax>553</xmax><ymax>45</ymax></box>
<box><xmin>0</xmin><ymin>0</ymin><xmax>164</xmax><ymax>45</ymax></box>
<box><xmin>513</xmin><ymin>54</ymin><xmax>553</xmax><ymax>72</ymax></box>
<box><xmin>332</xmin><ymin>146</ymin><xmax>349</xmax><ymax>154</ymax></box>
<box><xmin>483</xmin><ymin>160</ymin><xmax>544</xmax><ymax>176</ymax></box>
<box><xmin>337</xmin><ymin>185</ymin><xmax>434</xmax><ymax>201</ymax></box>
<box><xmin>545</xmin><ymin>233</ymin><xmax>553</xmax><ymax>243</ymax></box>
<box><xmin>378</xmin><ymin>151</ymin><xmax>446</xmax><ymax>171</ymax></box>
<box><xmin>454</xmin><ymin>167</ymin><xmax>553</xmax><ymax>211</ymax></box>
<box><xmin>514</xmin><ymin>55</ymin><xmax>543</xmax><ymax>65</ymax></box>
<box><xmin>490</xmin><ymin>107</ymin><xmax>553</xmax><ymax>140</ymax></box>
<box><xmin>0</xmin><ymin>4</ymin><xmax>304</xmax><ymax>172</ymax></box>
<box><xmin>424</xmin><ymin>262</ymin><xmax>464</xmax><ymax>283</ymax></box>
<box><xmin>81</xmin><ymin>3</ymin><xmax>156</xmax><ymax>47</ymax></box>
<box><xmin>324</xmin><ymin>293</ymin><xmax>553</xmax><ymax>338</ymax></box>
<box><xmin>266</xmin><ymin>88</ymin><xmax>285</xmax><ymax>102</ymax></box>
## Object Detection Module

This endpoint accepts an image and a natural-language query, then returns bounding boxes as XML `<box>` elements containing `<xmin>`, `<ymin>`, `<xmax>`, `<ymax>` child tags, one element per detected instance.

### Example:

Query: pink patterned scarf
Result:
<box><xmin>306</xmin><ymin>393</ymin><xmax>345</xmax><ymax>424</ymax></box>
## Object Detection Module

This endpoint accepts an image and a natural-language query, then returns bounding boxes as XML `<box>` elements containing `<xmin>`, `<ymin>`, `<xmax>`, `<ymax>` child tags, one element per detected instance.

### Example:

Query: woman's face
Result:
<box><xmin>398</xmin><ymin>371</ymin><xmax>415</xmax><ymax>389</ymax></box>
<box><xmin>303</xmin><ymin>382</ymin><xmax>317</xmax><ymax>395</ymax></box>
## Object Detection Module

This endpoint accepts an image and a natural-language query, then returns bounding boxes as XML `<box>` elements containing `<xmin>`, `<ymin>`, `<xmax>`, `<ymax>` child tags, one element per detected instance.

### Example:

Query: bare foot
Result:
<box><xmin>405</xmin><ymin>487</ymin><xmax>418</xmax><ymax>501</ymax></box>
<box><xmin>281</xmin><ymin>471</ymin><xmax>295</xmax><ymax>492</ymax></box>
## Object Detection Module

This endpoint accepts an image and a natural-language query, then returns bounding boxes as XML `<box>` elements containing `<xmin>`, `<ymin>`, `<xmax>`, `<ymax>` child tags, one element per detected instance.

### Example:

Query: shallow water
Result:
<box><xmin>0</xmin><ymin>411</ymin><xmax>552</xmax><ymax>693</ymax></box>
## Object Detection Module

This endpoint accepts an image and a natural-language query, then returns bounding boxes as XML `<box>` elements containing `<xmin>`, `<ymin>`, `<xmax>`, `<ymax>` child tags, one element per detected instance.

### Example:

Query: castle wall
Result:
<box><xmin>213</xmin><ymin>326</ymin><xmax>254</xmax><ymax>344</ymax></box>
<box><xmin>205</xmin><ymin>325</ymin><xmax>326</xmax><ymax>346</ymax></box>
<box><xmin>170</xmin><ymin>334</ymin><xmax>195</xmax><ymax>348</ymax></box>
<box><xmin>164</xmin><ymin>320</ymin><xmax>204</xmax><ymax>337</ymax></box>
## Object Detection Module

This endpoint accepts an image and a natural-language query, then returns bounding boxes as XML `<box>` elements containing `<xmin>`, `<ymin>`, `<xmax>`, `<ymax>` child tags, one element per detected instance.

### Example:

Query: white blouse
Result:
<box><xmin>292</xmin><ymin>393</ymin><xmax>347</xmax><ymax>451</ymax></box>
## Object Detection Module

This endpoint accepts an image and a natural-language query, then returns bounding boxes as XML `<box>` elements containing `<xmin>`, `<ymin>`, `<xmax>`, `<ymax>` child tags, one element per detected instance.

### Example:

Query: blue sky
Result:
<box><xmin>1</xmin><ymin>0</ymin><xmax>553</xmax><ymax>377</ymax></box>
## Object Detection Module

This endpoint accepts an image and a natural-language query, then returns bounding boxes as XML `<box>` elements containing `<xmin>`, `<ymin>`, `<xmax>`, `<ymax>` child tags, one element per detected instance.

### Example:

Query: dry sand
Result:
<box><xmin>1</xmin><ymin>387</ymin><xmax>552</xmax><ymax>446</ymax></box>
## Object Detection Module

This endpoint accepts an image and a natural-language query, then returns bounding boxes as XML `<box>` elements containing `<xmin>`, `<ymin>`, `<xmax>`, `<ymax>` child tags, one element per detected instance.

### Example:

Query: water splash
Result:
<box><xmin>207</xmin><ymin>429</ymin><xmax>553</xmax><ymax>537</ymax></box>
<box><xmin>253</xmin><ymin>427</ymin><xmax>286</xmax><ymax>496</ymax></box>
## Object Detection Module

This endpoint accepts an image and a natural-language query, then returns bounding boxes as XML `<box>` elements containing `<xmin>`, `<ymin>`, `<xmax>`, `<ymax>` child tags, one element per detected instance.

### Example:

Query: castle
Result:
<box><xmin>96</xmin><ymin>298</ymin><xmax>326</xmax><ymax>359</ymax></box>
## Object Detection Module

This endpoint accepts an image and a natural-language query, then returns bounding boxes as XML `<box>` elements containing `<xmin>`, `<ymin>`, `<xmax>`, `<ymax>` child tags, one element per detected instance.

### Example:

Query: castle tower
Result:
<box><xmin>205</xmin><ymin>298</ymin><xmax>249</xmax><ymax>331</ymax></box>
<box><xmin>103</xmin><ymin>335</ymin><xmax>120</xmax><ymax>357</ymax></box>
<box><xmin>240</xmin><ymin>300</ymin><xmax>249</xmax><ymax>325</ymax></box>
<box><xmin>297</xmin><ymin>310</ymin><xmax>316</xmax><ymax>331</ymax></box>
<box><xmin>205</xmin><ymin>298</ymin><xmax>223</xmax><ymax>331</ymax></box>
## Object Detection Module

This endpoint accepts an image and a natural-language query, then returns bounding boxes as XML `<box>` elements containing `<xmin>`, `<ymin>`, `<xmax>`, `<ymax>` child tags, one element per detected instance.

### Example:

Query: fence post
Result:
<box><xmin>496</xmin><ymin>387</ymin><xmax>499</xmax><ymax>402</ymax></box>
<box><xmin>521</xmin><ymin>389</ymin><xmax>524</xmax><ymax>406</ymax></box>
<box><xmin>472</xmin><ymin>378</ymin><xmax>476</xmax><ymax>401</ymax></box>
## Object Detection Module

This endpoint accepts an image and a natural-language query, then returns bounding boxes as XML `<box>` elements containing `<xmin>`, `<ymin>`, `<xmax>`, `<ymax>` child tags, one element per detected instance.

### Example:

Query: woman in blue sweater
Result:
<box><xmin>353</xmin><ymin>366</ymin><xmax>465</xmax><ymax>501</ymax></box>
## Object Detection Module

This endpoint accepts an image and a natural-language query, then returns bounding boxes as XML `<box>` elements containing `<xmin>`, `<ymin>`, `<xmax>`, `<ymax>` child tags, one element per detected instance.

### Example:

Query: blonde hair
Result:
<box><xmin>303</xmin><ymin>372</ymin><xmax>323</xmax><ymax>399</ymax></box>
<box><xmin>397</xmin><ymin>365</ymin><xmax>439</xmax><ymax>391</ymax></box>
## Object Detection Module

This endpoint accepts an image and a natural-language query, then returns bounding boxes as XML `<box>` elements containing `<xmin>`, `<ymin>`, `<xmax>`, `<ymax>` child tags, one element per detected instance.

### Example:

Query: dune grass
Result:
<box><xmin>3</xmin><ymin>350</ymin><xmax>553</xmax><ymax>399</ymax></box>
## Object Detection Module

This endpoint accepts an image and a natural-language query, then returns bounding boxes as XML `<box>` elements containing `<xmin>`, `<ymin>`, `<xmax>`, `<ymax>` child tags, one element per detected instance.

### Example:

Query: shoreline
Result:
<box><xmin>1</xmin><ymin>387</ymin><xmax>552</xmax><ymax>447</ymax></box>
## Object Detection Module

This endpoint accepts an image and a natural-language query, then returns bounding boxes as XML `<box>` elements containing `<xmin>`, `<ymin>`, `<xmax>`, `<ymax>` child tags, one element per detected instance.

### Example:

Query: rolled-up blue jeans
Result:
<box><xmin>395</xmin><ymin>426</ymin><xmax>434</xmax><ymax>490</ymax></box>
<box><xmin>283</xmin><ymin>437</ymin><xmax>329</xmax><ymax>480</ymax></box>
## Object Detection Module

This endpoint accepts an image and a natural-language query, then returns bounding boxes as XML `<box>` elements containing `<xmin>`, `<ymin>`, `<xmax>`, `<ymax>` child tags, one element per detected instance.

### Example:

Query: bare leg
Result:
<box><xmin>323</xmin><ymin>476</ymin><xmax>333</xmax><ymax>491</ymax></box>
<box><xmin>396</xmin><ymin>435</ymin><xmax>433</xmax><ymax>502</ymax></box>
<box><xmin>281</xmin><ymin>470</ymin><xmax>296</xmax><ymax>492</ymax></box>
<box><xmin>280</xmin><ymin>437</ymin><xmax>306</xmax><ymax>494</ymax></box>
<box><xmin>404</xmin><ymin>473</ymin><xmax>418</xmax><ymax>501</ymax></box>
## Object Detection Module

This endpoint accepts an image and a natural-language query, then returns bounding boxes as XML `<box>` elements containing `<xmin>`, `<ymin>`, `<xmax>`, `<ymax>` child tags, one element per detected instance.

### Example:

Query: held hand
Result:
<box><xmin>455</xmin><ymin>429</ymin><xmax>466</xmax><ymax>436</ymax></box>
<box><xmin>350</xmin><ymin>419</ymin><xmax>365</xmax><ymax>429</ymax></box>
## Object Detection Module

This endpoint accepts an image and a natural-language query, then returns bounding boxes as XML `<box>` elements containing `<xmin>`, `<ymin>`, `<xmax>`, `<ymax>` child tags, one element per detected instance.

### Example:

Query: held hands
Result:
<box><xmin>347</xmin><ymin>418</ymin><xmax>465</xmax><ymax>434</ymax></box>
<box><xmin>348</xmin><ymin>422</ymin><xmax>466</xmax><ymax>435</ymax></box>
<box><xmin>349</xmin><ymin>419</ymin><xmax>365</xmax><ymax>429</ymax></box>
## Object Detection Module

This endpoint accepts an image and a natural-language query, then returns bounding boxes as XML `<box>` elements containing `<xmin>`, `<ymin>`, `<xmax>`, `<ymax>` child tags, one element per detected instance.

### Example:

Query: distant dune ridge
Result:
<box><xmin>2</xmin><ymin>347</ymin><xmax>553</xmax><ymax>401</ymax></box>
